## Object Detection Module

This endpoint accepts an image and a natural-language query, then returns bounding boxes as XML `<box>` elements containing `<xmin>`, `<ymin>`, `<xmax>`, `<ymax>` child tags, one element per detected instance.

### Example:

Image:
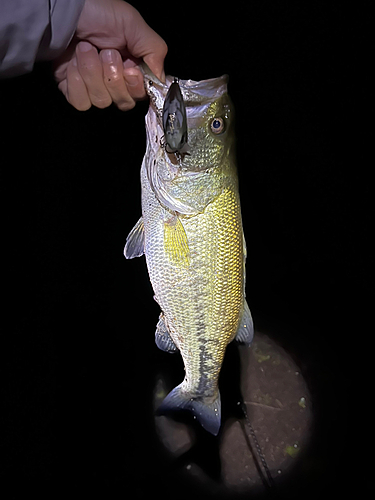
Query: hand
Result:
<box><xmin>54</xmin><ymin>0</ymin><xmax>167</xmax><ymax>111</ymax></box>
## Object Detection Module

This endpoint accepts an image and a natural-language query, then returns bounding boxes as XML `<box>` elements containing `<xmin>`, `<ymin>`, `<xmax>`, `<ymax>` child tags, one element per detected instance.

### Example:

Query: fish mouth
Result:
<box><xmin>140</xmin><ymin>62</ymin><xmax>230</xmax><ymax>152</ymax></box>
<box><xmin>139</xmin><ymin>62</ymin><xmax>229</xmax><ymax>111</ymax></box>
<box><xmin>139</xmin><ymin>62</ymin><xmax>167</xmax><ymax>87</ymax></box>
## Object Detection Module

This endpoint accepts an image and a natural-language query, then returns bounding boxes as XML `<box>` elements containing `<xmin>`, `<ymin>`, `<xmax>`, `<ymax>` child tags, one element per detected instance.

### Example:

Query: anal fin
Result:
<box><xmin>234</xmin><ymin>300</ymin><xmax>254</xmax><ymax>346</ymax></box>
<box><xmin>155</xmin><ymin>314</ymin><xmax>178</xmax><ymax>353</ymax></box>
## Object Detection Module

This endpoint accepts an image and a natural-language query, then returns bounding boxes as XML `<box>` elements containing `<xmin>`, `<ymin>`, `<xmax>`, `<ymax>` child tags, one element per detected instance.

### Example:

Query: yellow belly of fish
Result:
<box><xmin>144</xmin><ymin>186</ymin><xmax>244</xmax><ymax>399</ymax></box>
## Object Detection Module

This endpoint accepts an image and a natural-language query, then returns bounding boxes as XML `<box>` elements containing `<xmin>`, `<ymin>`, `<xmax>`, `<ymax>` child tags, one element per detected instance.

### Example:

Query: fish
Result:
<box><xmin>124</xmin><ymin>64</ymin><xmax>254</xmax><ymax>435</ymax></box>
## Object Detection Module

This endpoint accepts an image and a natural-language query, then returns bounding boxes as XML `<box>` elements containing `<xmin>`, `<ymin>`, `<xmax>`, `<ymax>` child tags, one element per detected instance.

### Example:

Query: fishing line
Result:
<box><xmin>238</xmin><ymin>400</ymin><xmax>275</xmax><ymax>490</ymax></box>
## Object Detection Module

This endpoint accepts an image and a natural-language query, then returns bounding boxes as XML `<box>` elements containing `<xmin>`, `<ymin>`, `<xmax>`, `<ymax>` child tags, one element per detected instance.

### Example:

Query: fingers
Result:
<box><xmin>76</xmin><ymin>41</ymin><xmax>112</xmax><ymax>109</ymax></box>
<box><xmin>55</xmin><ymin>1</ymin><xmax>168</xmax><ymax>112</ymax></box>
<box><xmin>65</xmin><ymin>42</ymin><xmax>145</xmax><ymax>112</ymax></box>
<box><xmin>100</xmin><ymin>49</ymin><xmax>144</xmax><ymax>110</ymax></box>
<box><xmin>122</xmin><ymin>66</ymin><xmax>147</xmax><ymax>100</ymax></box>
<box><xmin>66</xmin><ymin>57</ymin><xmax>91</xmax><ymax>111</ymax></box>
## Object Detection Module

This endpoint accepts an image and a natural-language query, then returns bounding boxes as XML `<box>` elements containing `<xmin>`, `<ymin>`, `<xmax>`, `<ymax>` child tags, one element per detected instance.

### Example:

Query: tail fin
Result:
<box><xmin>157</xmin><ymin>383</ymin><xmax>221</xmax><ymax>436</ymax></box>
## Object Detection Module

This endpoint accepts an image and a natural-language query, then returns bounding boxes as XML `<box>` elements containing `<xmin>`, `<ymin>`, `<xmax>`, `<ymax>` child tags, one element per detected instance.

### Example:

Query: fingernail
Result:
<box><xmin>78</xmin><ymin>41</ymin><xmax>92</xmax><ymax>52</ymax></box>
<box><xmin>101</xmin><ymin>49</ymin><xmax>116</xmax><ymax>64</ymax></box>
<box><xmin>124</xmin><ymin>71</ymin><xmax>139</xmax><ymax>87</ymax></box>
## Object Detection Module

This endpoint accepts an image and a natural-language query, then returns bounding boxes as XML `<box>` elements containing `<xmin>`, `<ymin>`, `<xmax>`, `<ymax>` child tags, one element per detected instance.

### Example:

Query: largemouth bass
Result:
<box><xmin>124</xmin><ymin>64</ymin><xmax>253</xmax><ymax>435</ymax></box>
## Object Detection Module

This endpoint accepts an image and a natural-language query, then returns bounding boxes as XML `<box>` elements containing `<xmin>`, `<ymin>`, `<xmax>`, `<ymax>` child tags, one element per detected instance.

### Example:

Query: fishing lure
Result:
<box><xmin>162</xmin><ymin>78</ymin><xmax>188</xmax><ymax>153</ymax></box>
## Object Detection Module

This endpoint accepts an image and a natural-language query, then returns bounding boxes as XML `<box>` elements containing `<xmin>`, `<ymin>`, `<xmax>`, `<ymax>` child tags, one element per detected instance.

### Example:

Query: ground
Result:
<box><xmin>153</xmin><ymin>332</ymin><xmax>314</xmax><ymax>497</ymax></box>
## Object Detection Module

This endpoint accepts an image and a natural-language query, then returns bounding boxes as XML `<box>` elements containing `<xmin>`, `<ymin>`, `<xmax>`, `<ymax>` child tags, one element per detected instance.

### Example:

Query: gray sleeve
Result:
<box><xmin>0</xmin><ymin>0</ymin><xmax>85</xmax><ymax>79</ymax></box>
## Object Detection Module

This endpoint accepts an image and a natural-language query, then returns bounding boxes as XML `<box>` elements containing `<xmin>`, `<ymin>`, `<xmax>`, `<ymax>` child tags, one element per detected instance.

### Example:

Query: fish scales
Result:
<box><xmin>143</xmin><ymin>178</ymin><xmax>243</xmax><ymax>396</ymax></box>
<box><xmin>125</xmin><ymin>64</ymin><xmax>254</xmax><ymax>435</ymax></box>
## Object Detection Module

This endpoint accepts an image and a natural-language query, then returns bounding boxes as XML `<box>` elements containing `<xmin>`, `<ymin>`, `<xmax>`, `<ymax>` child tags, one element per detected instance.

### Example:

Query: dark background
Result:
<box><xmin>1</xmin><ymin>1</ymin><xmax>370</xmax><ymax>498</ymax></box>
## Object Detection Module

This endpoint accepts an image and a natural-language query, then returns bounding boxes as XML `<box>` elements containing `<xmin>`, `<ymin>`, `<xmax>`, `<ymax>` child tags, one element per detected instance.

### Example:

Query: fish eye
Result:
<box><xmin>210</xmin><ymin>117</ymin><xmax>225</xmax><ymax>134</ymax></box>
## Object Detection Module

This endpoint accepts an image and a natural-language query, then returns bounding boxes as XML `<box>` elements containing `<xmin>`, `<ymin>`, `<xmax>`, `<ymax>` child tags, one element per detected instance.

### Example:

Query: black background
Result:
<box><xmin>1</xmin><ymin>1</ymin><xmax>371</xmax><ymax>498</ymax></box>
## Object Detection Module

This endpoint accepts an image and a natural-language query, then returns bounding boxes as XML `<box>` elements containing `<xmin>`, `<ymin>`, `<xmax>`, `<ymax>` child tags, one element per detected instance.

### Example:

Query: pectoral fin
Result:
<box><xmin>155</xmin><ymin>314</ymin><xmax>178</xmax><ymax>353</ymax></box>
<box><xmin>234</xmin><ymin>300</ymin><xmax>254</xmax><ymax>346</ymax></box>
<box><xmin>164</xmin><ymin>215</ymin><xmax>190</xmax><ymax>267</ymax></box>
<box><xmin>124</xmin><ymin>217</ymin><xmax>144</xmax><ymax>259</ymax></box>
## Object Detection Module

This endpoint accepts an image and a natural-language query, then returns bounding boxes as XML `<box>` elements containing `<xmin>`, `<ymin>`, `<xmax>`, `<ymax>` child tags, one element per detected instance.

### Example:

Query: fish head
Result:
<box><xmin>140</xmin><ymin>64</ymin><xmax>236</xmax><ymax>214</ymax></box>
<box><xmin>182</xmin><ymin>82</ymin><xmax>235</xmax><ymax>173</ymax></box>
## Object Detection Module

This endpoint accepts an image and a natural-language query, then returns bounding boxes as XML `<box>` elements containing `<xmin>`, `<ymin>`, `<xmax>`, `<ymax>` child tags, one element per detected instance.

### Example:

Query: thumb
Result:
<box><xmin>125</xmin><ymin>9</ymin><xmax>167</xmax><ymax>81</ymax></box>
<box><xmin>143</xmin><ymin>50</ymin><xmax>167</xmax><ymax>82</ymax></box>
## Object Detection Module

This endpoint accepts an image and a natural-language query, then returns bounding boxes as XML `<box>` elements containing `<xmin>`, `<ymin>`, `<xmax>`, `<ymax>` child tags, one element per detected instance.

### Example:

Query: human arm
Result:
<box><xmin>0</xmin><ymin>0</ymin><xmax>85</xmax><ymax>78</ymax></box>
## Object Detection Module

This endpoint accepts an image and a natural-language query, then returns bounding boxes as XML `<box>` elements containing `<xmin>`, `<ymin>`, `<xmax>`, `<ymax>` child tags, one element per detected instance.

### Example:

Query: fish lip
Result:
<box><xmin>139</xmin><ymin>62</ymin><xmax>229</xmax><ymax>103</ymax></box>
<box><xmin>138</xmin><ymin>62</ymin><xmax>168</xmax><ymax>88</ymax></box>
<box><xmin>179</xmin><ymin>74</ymin><xmax>229</xmax><ymax>101</ymax></box>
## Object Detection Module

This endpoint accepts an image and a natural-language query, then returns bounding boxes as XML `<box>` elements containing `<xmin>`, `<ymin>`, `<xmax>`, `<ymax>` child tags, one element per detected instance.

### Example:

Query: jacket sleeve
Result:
<box><xmin>0</xmin><ymin>0</ymin><xmax>85</xmax><ymax>79</ymax></box>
